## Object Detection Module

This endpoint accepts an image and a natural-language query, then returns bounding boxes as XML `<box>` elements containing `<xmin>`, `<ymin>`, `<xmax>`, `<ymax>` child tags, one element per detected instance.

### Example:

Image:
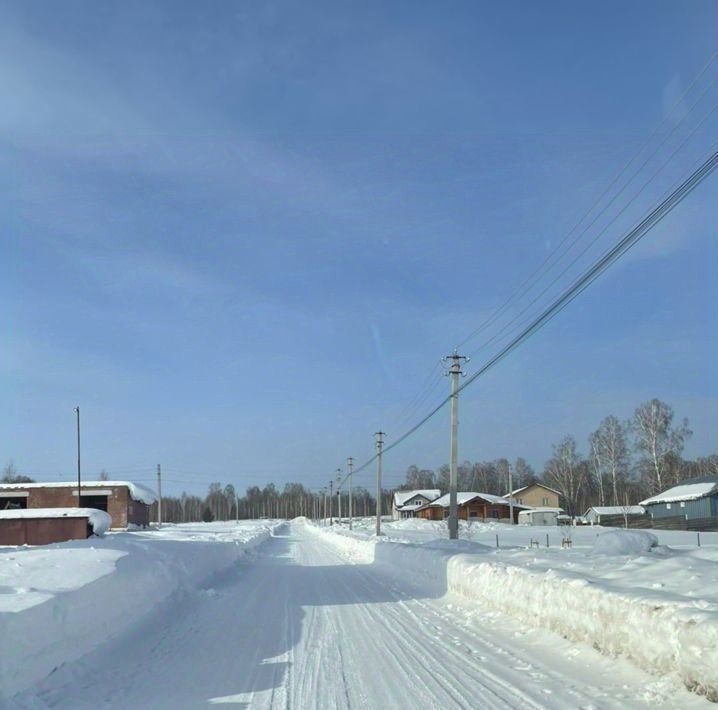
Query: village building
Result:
<box><xmin>583</xmin><ymin>506</ymin><xmax>645</xmax><ymax>526</ymax></box>
<box><xmin>517</xmin><ymin>507</ymin><xmax>567</xmax><ymax>526</ymax></box>
<box><xmin>0</xmin><ymin>481</ymin><xmax>157</xmax><ymax>529</ymax></box>
<box><xmin>415</xmin><ymin>492</ymin><xmax>527</xmax><ymax>523</ymax></box>
<box><xmin>507</xmin><ymin>483</ymin><xmax>561</xmax><ymax>508</ymax></box>
<box><xmin>0</xmin><ymin>508</ymin><xmax>112</xmax><ymax>546</ymax></box>
<box><xmin>639</xmin><ymin>475</ymin><xmax>718</xmax><ymax>530</ymax></box>
<box><xmin>391</xmin><ymin>489</ymin><xmax>441</xmax><ymax>519</ymax></box>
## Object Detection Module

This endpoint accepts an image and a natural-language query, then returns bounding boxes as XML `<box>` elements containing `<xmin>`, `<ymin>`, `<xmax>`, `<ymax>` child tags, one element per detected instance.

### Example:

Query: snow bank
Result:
<box><xmin>309</xmin><ymin>524</ymin><xmax>718</xmax><ymax>700</ymax></box>
<box><xmin>593</xmin><ymin>529</ymin><xmax>658</xmax><ymax>555</ymax></box>
<box><xmin>0</xmin><ymin>520</ymin><xmax>281</xmax><ymax>699</ymax></box>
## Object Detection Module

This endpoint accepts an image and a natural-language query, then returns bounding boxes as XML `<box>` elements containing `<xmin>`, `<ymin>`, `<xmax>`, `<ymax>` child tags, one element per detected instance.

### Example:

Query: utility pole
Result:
<box><xmin>347</xmin><ymin>457</ymin><xmax>354</xmax><ymax>530</ymax></box>
<box><xmin>236</xmin><ymin>490</ymin><xmax>240</xmax><ymax>524</ymax></box>
<box><xmin>444</xmin><ymin>351</ymin><xmax>468</xmax><ymax>540</ymax></box>
<box><xmin>508</xmin><ymin>462</ymin><xmax>514</xmax><ymax>525</ymax></box>
<box><xmin>322</xmin><ymin>487</ymin><xmax>327</xmax><ymax>525</ymax></box>
<box><xmin>336</xmin><ymin>468</ymin><xmax>342</xmax><ymax>523</ymax></box>
<box><xmin>329</xmin><ymin>480</ymin><xmax>334</xmax><ymax>526</ymax></box>
<box><xmin>74</xmin><ymin>406</ymin><xmax>81</xmax><ymax>506</ymax></box>
<box><xmin>375</xmin><ymin>431</ymin><xmax>385</xmax><ymax>536</ymax></box>
<box><xmin>157</xmin><ymin>464</ymin><xmax>162</xmax><ymax>528</ymax></box>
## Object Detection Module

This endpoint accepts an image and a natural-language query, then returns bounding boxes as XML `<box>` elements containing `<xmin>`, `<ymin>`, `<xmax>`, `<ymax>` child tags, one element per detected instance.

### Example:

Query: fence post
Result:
<box><xmin>697</xmin><ymin>532</ymin><xmax>701</xmax><ymax>547</ymax></box>
<box><xmin>546</xmin><ymin>534</ymin><xmax>549</xmax><ymax>548</ymax></box>
<box><xmin>495</xmin><ymin>534</ymin><xmax>499</xmax><ymax>548</ymax></box>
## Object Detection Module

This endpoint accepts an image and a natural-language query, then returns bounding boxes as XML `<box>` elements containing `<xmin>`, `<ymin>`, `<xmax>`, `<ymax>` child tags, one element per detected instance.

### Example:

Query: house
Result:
<box><xmin>415</xmin><ymin>492</ymin><xmax>527</xmax><ymax>523</ymax></box>
<box><xmin>639</xmin><ymin>475</ymin><xmax>718</xmax><ymax>527</ymax></box>
<box><xmin>392</xmin><ymin>489</ymin><xmax>441</xmax><ymax>519</ymax></box>
<box><xmin>507</xmin><ymin>483</ymin><xmax>561</xmax><ymax>508</ymax></box>
<box><xmin>517</xmin><ymin>507</ymin><xmax>566</xmax><ymax>526</ymax></box>
<box><xmin>584</xmin><ymin>506</ymin><xmax>646</xmax><ymax>525</ymax></box>
<box><xmin>0</xmin><ymin>508</ymin><xmax>112</xmax><ymax>545</ymax></box>
<box><xmin>0</xmin><ymin>481</ymin><xmax>157</xmax><ymax>529</ymax></box>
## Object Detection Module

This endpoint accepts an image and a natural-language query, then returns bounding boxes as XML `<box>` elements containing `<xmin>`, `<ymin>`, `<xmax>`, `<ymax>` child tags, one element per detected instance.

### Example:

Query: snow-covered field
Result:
<box><xmin>0</xmin><ymin>520</ymin><xmax>281</xmax><ymax>701</ymax></box>
<box><xmin>2</xmin><ymin>518</ymin><xmax>716</xmax><ymax>708</ymax></box>
<box><xmin>314</xmin><ymin>517</ymin><xmax>718</xmax><ymax>700</ymax></box>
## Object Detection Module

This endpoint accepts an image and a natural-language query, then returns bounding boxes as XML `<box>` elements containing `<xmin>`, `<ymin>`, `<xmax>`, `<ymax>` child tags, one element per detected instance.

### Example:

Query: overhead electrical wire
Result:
<box><xmin>465</xmin><ymin>102</ymin><xmax>718</xmax><ymax>360</ymax></box>
<box><xmin>341</xmin><ymin>149</ymin><xmax>718</xmax><ymax>485</ymax></box>
<box><xmin>454</xmin><ymin>54</ymin><xmax>717</xmax><ymax>352</ymax></box>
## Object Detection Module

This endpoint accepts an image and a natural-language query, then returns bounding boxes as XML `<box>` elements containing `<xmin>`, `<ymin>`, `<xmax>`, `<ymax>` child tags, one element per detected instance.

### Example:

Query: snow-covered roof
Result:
<box><xmin>519</xmin><ymin>507</ymin><xmax>564</xmax><ymax>514</ymax></box>
<box><xmin>585</xmin><ymin>506</ymin><xmax>645</xmax><ymax>516</ymax></box>
<box><xmin>393</xmin><ymin>489</ymin><xmax>440</xmax><ymax>508</ymax></box>
<box><xmin>510</xmin><ymin>483</ymin><xmax>561</xmax><ymax>497</ymax></box>
<box><xmin>0</xmin><ymin>481</ymin><xmax>157</xmax><ymax>505</ymax></box>
<box><xmin>0</xmin><ymin>507</ymin><xmax>112</xmax><ymax>535</ymax></box>
<box><xmin>639</xmin><ymin>477</ymin><xmax>718</xmax><ymax>506</ymax></box>
<box><xmin>423</xmin><ymin>492</ymin><xmax>520</xmax><ymax>508</ymax></box>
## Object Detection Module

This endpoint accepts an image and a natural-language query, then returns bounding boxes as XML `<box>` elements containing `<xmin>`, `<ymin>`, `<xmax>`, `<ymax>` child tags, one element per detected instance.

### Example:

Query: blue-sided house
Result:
<box><xmin>639</xmin><ymin>475</ymin><xmax>718</xmax><ymax>525</ymax></box>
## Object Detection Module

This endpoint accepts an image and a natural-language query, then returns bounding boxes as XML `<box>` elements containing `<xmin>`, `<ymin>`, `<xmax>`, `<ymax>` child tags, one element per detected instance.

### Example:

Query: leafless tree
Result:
<box><xmin>589</xmin><ymin>415</ymin><xmax>630</xmax><ymax>506</ymax></box>
<box><xmin>631</xmin><ymin>399</ymin><xmax>691</xmax><ymax>494</ymax></box>
<box><xmin>544</xmin><ymin>435</ymin><xmax>585</xmax><ymax>517</ymax></box>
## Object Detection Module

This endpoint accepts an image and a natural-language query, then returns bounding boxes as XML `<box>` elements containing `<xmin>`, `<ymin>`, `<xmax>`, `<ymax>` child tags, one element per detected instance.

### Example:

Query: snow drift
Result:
<box><xmin>592</xmin><ymin>529</ymin><xmax>659</xmax><ymax>555</ymax></box>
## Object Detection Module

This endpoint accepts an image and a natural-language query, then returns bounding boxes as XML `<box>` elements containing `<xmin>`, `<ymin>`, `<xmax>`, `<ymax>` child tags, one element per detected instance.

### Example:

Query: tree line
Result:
<box><xmin>3</xmin><ymin>398</ymin><xmax>715</xmax><ymax>522</ymax></box>
<box><xmin>398</xmin><ymin>398</ymin><xmax>717</xmax><ymax>516</ymax></box>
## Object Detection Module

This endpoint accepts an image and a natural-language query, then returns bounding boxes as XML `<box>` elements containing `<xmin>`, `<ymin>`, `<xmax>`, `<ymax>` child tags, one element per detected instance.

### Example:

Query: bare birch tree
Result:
<box><xmin>589</xmin><ymin>415</ymin><xmax>630</xmax><ymax>505</ymax></box>
<box><xmin>544</xmin><ymin>435</ymin><xmax>584</xmax><ymax>517</ymax></box>
<box><xmin>631</xmin><ymin>399</ymin><xmax>691</xmax><ymax>494</ymax></box>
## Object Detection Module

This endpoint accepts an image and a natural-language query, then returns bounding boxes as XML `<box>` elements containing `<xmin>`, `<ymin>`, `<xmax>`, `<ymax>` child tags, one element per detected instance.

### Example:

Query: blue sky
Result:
<box><xmin>2</xmin><ymin>0</ymin><xmax>717</xmax><ymax>496</ymax></box>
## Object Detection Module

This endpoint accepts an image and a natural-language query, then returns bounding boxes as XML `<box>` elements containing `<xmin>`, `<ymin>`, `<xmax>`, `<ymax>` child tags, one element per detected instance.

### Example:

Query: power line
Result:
<box><xmin>343</xmin><ymin>150</ymin><xmax>718</xmax><ymax>486</ymax></box>
<box><xmin>454</xmin><ymin>53</ymin><xmax>717</xmax><ymax>352</ymax></box>
<box><xmin>465</xmin><ymin>102</ymin><xmax>717</xmax><ymax>360</ymax></box>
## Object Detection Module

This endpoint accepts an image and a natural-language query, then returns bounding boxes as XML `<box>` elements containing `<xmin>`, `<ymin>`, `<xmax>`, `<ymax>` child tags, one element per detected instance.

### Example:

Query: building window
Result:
<box><xmin>680</xmin><ymin>501</ymin><xmax>685</xmax><ymax>508</ymax></box>
<box><xmin>666</xmin><ymin>503</ymin><xmax>671</xmax><ymax>510</ymax></box>
<box><xmin>542</xmin><ymin>497</ymin><xmax>549</xmax><ymax>505</ymax></box>
<box><xmin>0</xmin><ymin>496</ymin><xmax>28</xmax><ymax>510</ymax></box>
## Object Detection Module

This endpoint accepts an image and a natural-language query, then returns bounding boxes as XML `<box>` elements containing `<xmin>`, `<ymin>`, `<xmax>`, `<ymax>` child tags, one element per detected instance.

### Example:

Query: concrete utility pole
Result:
<box><xmin>444</xmin><ymin>351</ymin><xmax>468</xmax><ymax>540</ymax></box>
<box><xmin>336</xmin><ymin>468</ymin><xmax>342</xmax><ymax>523</ymax></box>
<box><xmin>508</xmin><ymin>462</ymin><xmax>514</xmax><ymax>525</ymax></box>
<box><xmin>375</xmin><ymin>431</ymin><xmax>385</xmax><ymax>536</ymax></box>
<box><xmin>329</xmin><ymin>480</ymin><xmax>334</xmax><ymax>526</ymax></box>
<box><xmin>74</xmin><ymin>406</ymin><xmax>81</xmax><ymax>507</ymax></box>
<box><xmin>347</xmin><ymin>457</ymin><xmax>354</xmax><ymax>530</ymax></box>
<box><xmin>156</xmin><ymin>464</ymin><xmax>162</xmax><ymax>528</ymax></box>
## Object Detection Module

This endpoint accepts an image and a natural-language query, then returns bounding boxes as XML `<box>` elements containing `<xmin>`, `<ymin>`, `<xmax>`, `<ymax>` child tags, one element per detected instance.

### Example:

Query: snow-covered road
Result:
<box><xmin>12</xmin><ymin>522</ymin><xmax>710</xmax><ymax>709</ymax></box>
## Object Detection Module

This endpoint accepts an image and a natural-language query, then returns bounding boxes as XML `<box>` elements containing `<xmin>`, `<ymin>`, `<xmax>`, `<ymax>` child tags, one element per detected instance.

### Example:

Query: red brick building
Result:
<box><xmin>0</xmin><ymin>481</ymin><xmax>156</xmax><ymax>529</ymax></box>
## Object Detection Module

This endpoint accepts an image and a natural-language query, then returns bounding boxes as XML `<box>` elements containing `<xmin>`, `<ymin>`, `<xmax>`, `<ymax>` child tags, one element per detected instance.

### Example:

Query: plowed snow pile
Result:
<box><xmin>0</xmin><ymin>520</ymin><xmax>281</xmax><ymax>700</ymax></box>
<box><xmin>310</xmin><ymin>519</ymin><xmax>718</xmax><ymax>700</ymax></box>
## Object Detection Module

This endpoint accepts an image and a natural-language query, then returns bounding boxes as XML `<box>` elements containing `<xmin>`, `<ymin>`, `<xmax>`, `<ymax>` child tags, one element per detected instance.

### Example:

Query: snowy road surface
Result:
<box><xmin>13</xmin><ymin>522</ymin><xmax>710</xmax><ymax>709</ymax></box>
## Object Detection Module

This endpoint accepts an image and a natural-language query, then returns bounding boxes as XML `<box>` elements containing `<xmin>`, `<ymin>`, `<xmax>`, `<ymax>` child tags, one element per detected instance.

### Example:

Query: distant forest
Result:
<box><xmin>4</xmin><ymin>398</ymin><xmax>716</xmax><ymax>522</ymax></box>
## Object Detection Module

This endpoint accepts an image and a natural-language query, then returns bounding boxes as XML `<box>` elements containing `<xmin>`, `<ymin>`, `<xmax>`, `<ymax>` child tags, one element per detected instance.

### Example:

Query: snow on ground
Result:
<box><xmin>6</xmin><ymin>521</ymin><xmax>713</xmax><ymax>709</ymax></box>
<box><xmin>314</xmin><ymin>517</ymin><xmax>718</xmax><ymax>701</ymax></box>
<box><xmin>0</xmin><ymin>520</ymin><xmax>281</xmax><ymax>700</ymax></box>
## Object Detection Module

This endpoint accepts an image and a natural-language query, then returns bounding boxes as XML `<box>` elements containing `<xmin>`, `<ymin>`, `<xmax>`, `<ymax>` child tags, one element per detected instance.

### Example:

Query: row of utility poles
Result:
<box><xmin>319</xmin><ymin>351</ymin><xmax>470</xmax><ymax>540</ymax></box>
